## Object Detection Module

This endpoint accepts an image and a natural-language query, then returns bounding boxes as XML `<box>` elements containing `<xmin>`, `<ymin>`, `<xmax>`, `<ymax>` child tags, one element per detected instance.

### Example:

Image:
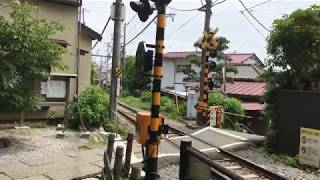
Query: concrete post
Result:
<box><xmin>109</xmin><ymin>0</ymin><xmax>122</xmax><ymax>120</ymax></box>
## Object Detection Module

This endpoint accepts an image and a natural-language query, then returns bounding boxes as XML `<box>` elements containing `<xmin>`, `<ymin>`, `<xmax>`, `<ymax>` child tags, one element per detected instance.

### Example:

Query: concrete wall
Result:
<box><xmin>78</xmin><ymin>32</ymin><xmax>92</xmax><ymax>93</ymax></box>
<box><xmin>275</xmin><ymin>90</ymin><xmax>320</xmax><ymax>155</ymax></box>
<box><xmin>162</xmin><ymin>58</ymin><xmax>201</xmax><ymax>91</ymax></box>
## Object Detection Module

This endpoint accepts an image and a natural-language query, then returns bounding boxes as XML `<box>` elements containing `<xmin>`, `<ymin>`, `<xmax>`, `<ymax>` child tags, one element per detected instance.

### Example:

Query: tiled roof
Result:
<box><xmin>242</xmin><ymin>102</ymin><xmax>265</xmax><ymax>111</ymax></box>
<box><xmin>164</xmin><ymin>51</ymin><xmax>201</xmax><ymax>59</ymax></box>
<box><xmin>227</xmin><ymin>64</ymin><xmax>265</xmax><ymax>80</ymax></box>
<box><xmin>227</xmin><ymin>53</ymin><xmax>254</xmax><ymax>64</ymax></box>
<box><xmin>226</xmin><ymin>81</ymin><xmax>266</xmax><ymax>97</ymax></box>
<box><xmin>164</xmin><ymin>51</ymin><xmax>259</xmax><ymax>65</ymax></box>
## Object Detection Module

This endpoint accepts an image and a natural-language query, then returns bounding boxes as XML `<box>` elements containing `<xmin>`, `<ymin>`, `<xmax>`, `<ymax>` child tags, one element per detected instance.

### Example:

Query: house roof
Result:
<box><xmin>81</xmin><ymin>23</ymin><xmax>102</xmax><ymax>41</ymax></box>
<box><xmin>227</xmin><ymin>64</ymin><xmax>265</xmax><ymax>81</ymax></box>
<box><xmin>49</xmin><ymin>39</ymin><xmax>70</xmax><ymax>47</ymax></box>
<box><xmin>164</xmin><ymin>51</ymin><xmax>201</xmax><ymax>59</ymax></box>
<box><xmin>242</xmin><ymin>102</ymin><xmax>265</xmax><ymax>111</ymax></box>
<box><xmin>227</xmin><ymin>53</ymin><xmax>254</xmax><ymax>64</ymax></box>
<box><xmin>45</xmin><ymin>0</ymin><xmax>81</xmax><ymax>6</ymax></box>
<box><xmin>164</xmin><ymin>51</ymin><xmax>262</xmax><ymax>65</ymax></box>
<box><xmin>225</xmin><ymin>81</ymin><xmax>266</xmax><ymax>97</ymax></box>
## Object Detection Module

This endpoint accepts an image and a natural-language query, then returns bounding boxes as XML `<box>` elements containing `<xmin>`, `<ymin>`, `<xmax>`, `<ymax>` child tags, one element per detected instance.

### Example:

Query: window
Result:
<box><xmin>41</xmin><ymin>80</ymin><xmax>67</xmax><ymax>99</ymax></box>
<box><xmin>176</xmin><ymin>64</ymin><xmax>191</xmax><ymax>73</ymax></box>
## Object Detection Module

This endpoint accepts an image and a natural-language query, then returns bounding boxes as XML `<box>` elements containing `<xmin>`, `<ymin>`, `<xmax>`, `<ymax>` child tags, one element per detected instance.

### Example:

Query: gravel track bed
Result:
<box><xmin>159</xmin><ymin>164</ymin><xmax>179</xmax><ymax>180</ymax></box>
<box><xmin>234</xmin><ymin>147</ymin><xmax>319</xmax><ymax>180</ymax></box>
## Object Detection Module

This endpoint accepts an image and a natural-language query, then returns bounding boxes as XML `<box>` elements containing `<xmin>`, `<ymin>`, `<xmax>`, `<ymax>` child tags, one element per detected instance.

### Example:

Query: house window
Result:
<box><xmin>41</xmin><ymin>80</ymin><xmax>67</xmax><ymax>100</ymax></box>
<box><xmin>176</xmin><ymin>64</ymin><xmax>191</xmax><ymax>73</ymax></box>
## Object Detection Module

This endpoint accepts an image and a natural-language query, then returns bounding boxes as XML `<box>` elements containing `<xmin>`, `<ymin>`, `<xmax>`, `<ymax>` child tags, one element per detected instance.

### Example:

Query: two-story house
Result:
<box><xmin>0</xmin><ymin>0</ymin><xmax>101</xmax><ymax>122</ymax></box>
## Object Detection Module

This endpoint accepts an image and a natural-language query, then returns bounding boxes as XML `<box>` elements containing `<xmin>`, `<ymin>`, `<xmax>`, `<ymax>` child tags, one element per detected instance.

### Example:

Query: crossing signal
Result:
<box><xmin>130</xmin><ymin>0</ymin><xmax>154</xmax><ymax>22</ymax></box>
<box><xmin>208</xmin><ymin>61</ymin><xmax>216</xmax><ymax>72</ymax></box>
<box><xmin>209</xmin><ymin>49</ymin><xmax>217</xmax><ymax>58</ymax></box>
<box><xmin>135</xmin><ymin>42</ymin><xmax>153</xmax><ymax>81</ymax></box>
<box><xmin>208</xmin><ymin>78</ymin><xmax>214</xmax><ymax>90</ymax></box>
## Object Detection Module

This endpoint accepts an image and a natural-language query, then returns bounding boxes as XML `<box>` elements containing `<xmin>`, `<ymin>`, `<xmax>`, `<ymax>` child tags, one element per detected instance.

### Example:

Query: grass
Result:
<box><xmin>119</xmin><ymin>95</ymin><xmax>185</xmax><ymax>121</ymax></box>
<box><xmin>119</xmin><ymin>96</ymin><xmax>150</xmax><ymax>110</ymax></box>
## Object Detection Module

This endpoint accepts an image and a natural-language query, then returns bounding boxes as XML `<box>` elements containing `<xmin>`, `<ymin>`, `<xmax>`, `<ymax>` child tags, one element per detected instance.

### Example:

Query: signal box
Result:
<box><xmin>136</xmin><ymin>111</ymin><xmax>163</xmax><ymax>145</ymax></box>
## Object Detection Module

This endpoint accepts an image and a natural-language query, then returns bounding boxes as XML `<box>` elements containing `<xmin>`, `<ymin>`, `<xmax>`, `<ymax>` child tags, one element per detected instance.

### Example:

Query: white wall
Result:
<box><xmin>162</xmin><ymin>60</ymin><xmax>175</xmax><ymax>89</ymax></box>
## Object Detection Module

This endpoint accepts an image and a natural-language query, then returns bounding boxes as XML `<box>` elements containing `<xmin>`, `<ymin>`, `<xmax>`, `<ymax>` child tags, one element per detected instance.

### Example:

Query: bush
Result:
<box><xmin>141</xmin><ymin>91</ymin><xmax>152</xmax><ymax>102</ymax></box>
<box><xmin>120</xmin><ymin>90</ymin><xmax>130</xmax><ymax>98</ymax></box>
<box><xmin>208</xmin><ymin>92</ymin><xmax>244</xmax><ymax>131</ymax></box>
<box><xmin>69</xmin><ymin>86</ymin><xmax>109</xmax><ymax>129</ymax></box>
<box><xmin>103</xmin><ymin>120</ymin><xmax>127</xmax><ymax>137</ymax></box>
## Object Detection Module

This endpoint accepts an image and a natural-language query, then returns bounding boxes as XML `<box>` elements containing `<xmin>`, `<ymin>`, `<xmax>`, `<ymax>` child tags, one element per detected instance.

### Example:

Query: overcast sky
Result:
<box><xmin>83</xmin><ymin>0</ymin><xmax>318</xmax><ymax>62</ymax></box>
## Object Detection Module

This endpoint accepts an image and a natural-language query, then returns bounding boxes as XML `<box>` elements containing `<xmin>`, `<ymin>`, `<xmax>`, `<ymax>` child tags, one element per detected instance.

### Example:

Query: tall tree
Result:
<box><xmin>0</xmin><ymin>1</ymin><xmax>66</xmax><ymax>113</ymax></box>
<box><xmin>264</xmin><ymin>5</ymin><xmax>320</xmax><ymax>150</ymax></box>
<box><xmin>266</xmin><ymin>5</ymin><xmax>320</xmax><ymax>90</ymax></box>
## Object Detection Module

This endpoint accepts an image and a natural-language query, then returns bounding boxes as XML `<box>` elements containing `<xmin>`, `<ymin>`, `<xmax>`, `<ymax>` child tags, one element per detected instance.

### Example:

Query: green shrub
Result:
<box><xmin>103</xmin><ymin>120</ymin><xmax>127</xmax><ymax>137</ymax></box>
<box><xmin>120</xmin><ymin>90</ymin><xmax>130</xmax><ymax>98</ymax></box>
<box><xmin>141</xmin><ymin>91</ymin><xmax>152</xmax><ymax>102</ymax></box>
<box><xmin>69</xmin><ymin>86</ymin><xmax>109</xmax><ymax>129</ymax></box>
<box><xmin>208</xmin><ymin>92</ymin><xmax>224</xmax><ymax>106</ymax></box>
<box><xmin>208</xmin><ymin>92</ymin><xmax>244</xmax><ymax>131</ymax></box>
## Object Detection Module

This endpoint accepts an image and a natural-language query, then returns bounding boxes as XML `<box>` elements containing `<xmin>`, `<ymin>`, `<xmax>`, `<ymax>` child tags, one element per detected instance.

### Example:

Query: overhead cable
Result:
<box><xmin>122</xmin><ymin>15</ymin><xmax>157</xmax><ymax>48</ymax></box>
<box><xmin>92</xmin><ymin>16</ymin><xmax>111</xmax><ymax>50</ymax></box>
<box><xmin>238</xmin><ymin>0</ymin><xmax>271</xmax><ymax>32</ymax></box>
<box><xmin>240</xmin><ymin>11</ymin><xmax>266</xmax><ymax>39</ymax></box>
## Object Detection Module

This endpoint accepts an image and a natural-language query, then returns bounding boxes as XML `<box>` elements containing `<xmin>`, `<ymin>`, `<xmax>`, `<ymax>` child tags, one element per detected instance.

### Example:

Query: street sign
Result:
<box><xmin>115</xmin><ymin>67</ymin><xmax>123</xmax><ymax>77</ymax></box>
<box><xmin>299</xmin><ymin>127</ymin><xmax>320</xmax><ymax>168</ymax></box>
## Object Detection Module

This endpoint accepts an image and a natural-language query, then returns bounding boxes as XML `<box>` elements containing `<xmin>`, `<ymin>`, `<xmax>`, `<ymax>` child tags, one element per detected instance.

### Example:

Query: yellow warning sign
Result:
<box><xmin>115</xmin><ymin>67</ymin><xmax>122</xmax><ymax>77</ymax></box>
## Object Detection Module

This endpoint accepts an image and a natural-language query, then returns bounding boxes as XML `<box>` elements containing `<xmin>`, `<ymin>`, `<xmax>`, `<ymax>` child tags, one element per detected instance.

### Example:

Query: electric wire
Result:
<box><xmin>237</xmin><ymin>0</ymin><xmax>271</xmax><ymax>32</ymax></box>
<box><xmin>92</xmin><ymin>16</ymin><xmax>111</xmax><ymax>50</ymax></box>
<box><xmin>167</xmin><ymin>6</ymin><xmax>202</xmax><ymax>12</ymax></box>
<box><xmin>165</xmin><ymin>12</ymin><xmax>202</xmax><ymax>40</ymax></box>
<box><xmin>122</xmin><ymin>15</ymin><xmax>157</xmax><ymax>48</ymax></box>
<box><xmin>240</xmin><ymin>11</ymin><xmax>266</xmax><ymax>39</ymax></box>
<box><xmin>245</xmin><ymin>0</ymin><xmax>273</xmax><ymax>10</ymax></box>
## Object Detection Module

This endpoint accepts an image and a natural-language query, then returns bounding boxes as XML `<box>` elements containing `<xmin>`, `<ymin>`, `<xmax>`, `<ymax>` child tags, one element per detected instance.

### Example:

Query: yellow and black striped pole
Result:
<box><xmin>145</xmin><ymin>1</ymin><xmax>168</xmax><ymax>179</ymax></box>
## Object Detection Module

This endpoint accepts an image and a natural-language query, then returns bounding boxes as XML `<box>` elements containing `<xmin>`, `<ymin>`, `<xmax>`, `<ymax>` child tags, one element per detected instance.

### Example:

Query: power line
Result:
<box><xmin>240</xmin><ymin>11</ymin><xmax>266</xmax><ymax>39</ymax></box>
<box><xmin>246</xmin><ymin>0</ymin><xmax>273</xmax><ymax>10</ymax></box>
<box><xmin>237</xmin><ymin>0</ymin><xmax>271</xmax><ymax>32</ymax></box>
<box><xmin>167</xmin><ymin>6</ymin><xmax>201</xmax><ymax>12</ymax></box>
<box><xmin>165</xmin><ymin>12</ymin><xmax>201</xmax><ymax>40</ymax></box>
<box><xmin>127</xmin><ymin>14</ymin><xmax>137</xmax><ymax>26</ymax></box>
<box><xmin>92</xmin><ymin>16</ymin><xmax>111</xmax><ymax>50</ymax></box>
<box><xmin>122</xmin><ymin>15</ymin><xmax>157</xmax><ymax>48</ymax></box>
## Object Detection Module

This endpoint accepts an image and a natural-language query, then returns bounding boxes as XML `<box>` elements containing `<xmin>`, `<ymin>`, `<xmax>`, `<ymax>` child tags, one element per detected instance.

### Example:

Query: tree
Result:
<box><xmin>266</xmin><ymin>5</ymin><xmax>320</xmax><ymax>90</ymax></box>
<box><xmin>91</xmin><ymin>62</ymin><xmax>98</xmax><ymax>84</ymax></box>
<box><xmin>122</xmin><ymin>56</ymin><xmax>150</xmax><ymax>96</ymax></box>
<box><xmin>264</xmin><ymin>5</ymin><xmax>320</xmax><ymax>150</ymax></box>
<box><xmin>0</xmin><ymin>1</ymin><xmax>66</xmax><ymax>114</ymax></box>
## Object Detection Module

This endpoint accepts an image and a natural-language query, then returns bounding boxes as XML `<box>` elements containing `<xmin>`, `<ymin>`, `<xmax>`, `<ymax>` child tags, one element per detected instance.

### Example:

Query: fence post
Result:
<box><xmin>114</xmin><ymin>145</ymin><xmax>124</xmax><ymax>180</ymax></box>
<box><xmin>180</xmin><ymin>140</ymin><xmax>192</xmax><ymax>180</ymax></box>
<box><xmin>130</xmin><ymin>165</ymin><xmax>141</xmax><ymax>180</ymax></box>
<box><xmin>107</xmin><ymin>134</ymin><xmax>115</xmax><ymax>162</ymax></box>
<box><xmin>124</xmin><ymin>133</ymin><xmax>134</xmax><ymax>177</ymax></box>
<box><xmin>102</xmin><ymin>149</ymin><xmax>114</xmax><ymax>180</ymax></box>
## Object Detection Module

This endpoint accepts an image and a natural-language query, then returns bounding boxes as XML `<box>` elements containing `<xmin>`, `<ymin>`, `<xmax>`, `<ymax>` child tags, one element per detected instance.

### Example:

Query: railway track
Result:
<box><xmin>116</xmin><ymin>102</ymin><xmax>288</xmax><ymax>180</ymax></box>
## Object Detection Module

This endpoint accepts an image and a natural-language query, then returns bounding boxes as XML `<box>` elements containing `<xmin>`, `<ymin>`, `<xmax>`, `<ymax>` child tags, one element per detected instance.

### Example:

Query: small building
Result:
<box><xmin>162</xmin><ymin>51</ymin><xmax>263</xmax><ymax>91</ymax></box>
<box><xmin>0</xmin><ymin>0</ymin><xmax>101</xmax><ymax>122</ymax></box>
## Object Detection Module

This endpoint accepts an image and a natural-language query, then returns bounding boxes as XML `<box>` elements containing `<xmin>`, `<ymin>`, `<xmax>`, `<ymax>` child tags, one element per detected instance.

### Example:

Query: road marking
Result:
<box><xmin>209</xmin><ymin>128</ymin><xmax>248</xmax><ymax>141</ymax></box>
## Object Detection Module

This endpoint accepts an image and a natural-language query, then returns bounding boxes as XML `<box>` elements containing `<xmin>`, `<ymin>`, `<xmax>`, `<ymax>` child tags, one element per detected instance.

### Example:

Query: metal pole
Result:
<box><xmin>145</xmin><ymin>2</ymin><xmax>167</xmax><ymax>179</ymax></box>
<box><xmin>109</xmin><ymin>0</ymin><xmax>122</xmax><ymax>120</ymax></box>
<box><xmin>179</xmin><ymin>140</ymin><xmax>192</xmax><ymax>180</ymax></box>
<box><xmin>197</xmin><ymin>0</ymin><xmax>212</xmax><ymax>125</ymax></box>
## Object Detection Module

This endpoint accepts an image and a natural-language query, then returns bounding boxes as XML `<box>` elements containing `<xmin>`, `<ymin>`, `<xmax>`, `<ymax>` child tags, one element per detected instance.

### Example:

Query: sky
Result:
<box><xmin>82</xmin><ymin>0</ymin><xmax>319</xmax><ymax>63</ymax></box>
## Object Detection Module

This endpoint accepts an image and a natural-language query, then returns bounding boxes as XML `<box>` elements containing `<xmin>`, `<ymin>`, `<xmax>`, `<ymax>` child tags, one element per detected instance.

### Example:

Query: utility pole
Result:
<box><xmin>197</xmin><ymin>0</ymin><xmax>212</xmax><ymax>125</ymax></box>
<box><xmin>120</xmin><ymin>23</ymin><xmax>126</xmax><ymax>90</ymax></box>
<box><xmin>109</xmin><ymin>0</ymin><xmax>123</xmax><ymax>120</ymax></box>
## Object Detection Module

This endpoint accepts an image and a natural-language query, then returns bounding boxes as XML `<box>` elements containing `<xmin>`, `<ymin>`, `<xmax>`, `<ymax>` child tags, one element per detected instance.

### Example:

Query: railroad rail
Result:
<box><xmin>116</xmin><ymin>102</ymin><xmax>288</xmax><ymax>180</ymax></box>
